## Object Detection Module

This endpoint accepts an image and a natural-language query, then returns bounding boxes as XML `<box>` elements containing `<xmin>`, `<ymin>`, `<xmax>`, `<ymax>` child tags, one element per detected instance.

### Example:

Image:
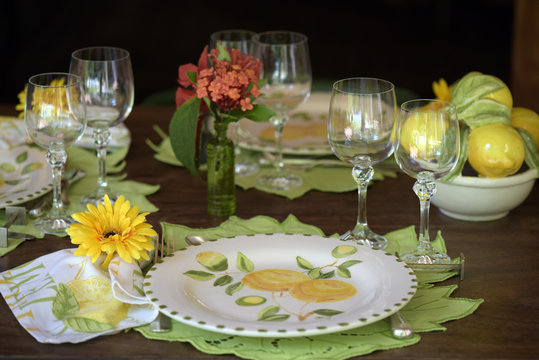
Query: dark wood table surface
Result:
<box><xmin>1</xmin><ymin>104</ymin><xmax>538</xmax><ymax>359</ymax></box>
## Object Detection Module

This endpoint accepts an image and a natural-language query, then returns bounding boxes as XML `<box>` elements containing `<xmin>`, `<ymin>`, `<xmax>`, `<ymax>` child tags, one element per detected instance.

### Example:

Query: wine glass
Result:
<box><xmin>394</xmin><ymin>99</ymin><xmax>460</xmax><ymax>264</ymax></box>
<box><xmin>252</xmin><ymin>31</ymin><xmax>312</xmax><ymax>190</ymax></box>
<box><xmin>24</xmin><ymin>73</ymin><xmax>86</xmax><ymax>235</ymax></box>
<box><xmin>69</xmin><ymin>46</ymin><xmax>134</xmax><ymax>206</ymax></box>
<box><xmin>328</xmin><ymin>78</ymin><xmax>397</xmax><ymax>250</ymax></box>
<box><xmin>209</xmin><ymin>29</ymin><xmax>259</xmax><ymax>177</ymax></box>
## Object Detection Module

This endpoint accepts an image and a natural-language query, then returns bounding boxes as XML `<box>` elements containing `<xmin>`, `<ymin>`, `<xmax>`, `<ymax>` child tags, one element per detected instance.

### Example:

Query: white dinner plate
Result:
<box><xmin>144</xmin><ymin>234</ymin><xmax>417</xmax><ymax>338</ymax></box>
<box><xmin>237</xmin><ymin>92</ymin><xmax>332</xmax><ymax>156</ymax></box>
<box><xmin>0</xmin><ymin>145</ymin><xmax>53</xmax><ymax>209</ymax></box>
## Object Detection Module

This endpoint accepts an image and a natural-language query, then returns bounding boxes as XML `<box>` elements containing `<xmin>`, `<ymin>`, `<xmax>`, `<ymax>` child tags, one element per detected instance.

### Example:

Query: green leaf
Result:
<box><xmin>457</xmin><ymin>98</ymin><xmax>511</xmax><ymax>129</ymax></box>
<box><xmin>450</xmin><ymin>72</ymin><xmax>505</xmax><ymax>112</ymax></box>
<box><xmin>186</xmin><ymin>71</ymin><xmax>197</xmax><ymax>84</ymax></box>
<box><xmin>169</xmin><ymin>97</ymin><xmax>202</xmax><ymax>179</ymax></box>
<box><xmin>4</xmin><ymin>179</ymin><xmax>24</xmax><ymax>186</ymax></box>
<box><xmin>214</xmin><ymin>275</ymin><xmax>233</xmax><ymax>287</ymax></box>
<box><xmin>64</xmin><ymin>317</ymin><xmax>114</xmax><ymax>333</ymax></box>
<box><xmin>441</xmin><ymin>126</ymin><xmax>470</xmax><ymax>182</ymax></box>
<box><xmin>225</xmin><ymin>281</ymin><xmax>244</xmax><ymax>295</ymax></box>
<box><xmin>259</xmin><ymin>314</ymin><xmax>290</xmax><ymax>322</ymax></box>
<box><xmin>336</xmin><ymin>266</ymin><xmax>351</xmax><ymax>278</ymax></box>
<box><xmin>312</xmin><ymin>309</ymin><xmax>343</xmax><ymax>317</ymax></box>
<box><xmin>340</xmin><ymin>260</ymin><xmax>362</xmax><ymax>268</ymax></box>
<box><xmin>516</xmin><ymin>128</ymin><xmax>539</xmax><ymax>173</ymax></box>
<box><xmin>21</xmin><ymin>162</ymin><xmax>43</xmax><ymax>175</ymax></box>
<box><xmin>296</xmin><ymin>256</ymin><xmax>314</xmax><ymax>270</ymax></box>
<box><xmin>308</xmin><ymin>267</ymin><xmax>321</xmax><ymax>279</ymax></box>
<box><xmin>229</xmin><ymin>105</ymin><xmax>275</xmax><ymax>123</ymax></box>
<box><xmin>52</xmin><ymin>283</ymin><xmax>79</xmax><ymax>320</ymax></box>
<box><xmin>319</xmin><ymin>270</ymin><xmax>335</xmax><ymax>279</ymax></box>
<box><xmin>331</xmin><ymin>245</ymin><xmax>357</xmax><ymax>258</ymax></box>
<box><xmin>16</xmin><ymin>151</ymin><xmax>28</xmax><ymax>164</ymax></box>
<box><xmin>258</xmin><ymin>305</ymin><xmax>280</xmax><ymax>320</ymax></box>
<box><xmin>0</xmin><ymin>163</ymin><xmax>16</xmax><ymax>173</ymax></box>
<box><xmin>183</xmin><ymin>270</ymin><xmax>215</xmax><ymax>281</ymax></box>
<box><xmin>236</xmin><ymin>252</ymin><xmax>254</xmax><ymax>273</ymax></box>
<box><xmin>217</xmin><ymin>43</ymin><xmax>231</xmax><ymax>62</ymax></box>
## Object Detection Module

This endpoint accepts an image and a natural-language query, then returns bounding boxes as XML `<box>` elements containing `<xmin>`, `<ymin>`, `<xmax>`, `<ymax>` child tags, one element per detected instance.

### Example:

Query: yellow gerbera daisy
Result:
<box><xmin>432</xmin><ymin>78</ymin><xmax>451</xmax><ymax>102</ymax></box>
<box><xmin>67</xmin><ymin>195</ymin><xmax>157</xmax><ymax>269</ymax></box>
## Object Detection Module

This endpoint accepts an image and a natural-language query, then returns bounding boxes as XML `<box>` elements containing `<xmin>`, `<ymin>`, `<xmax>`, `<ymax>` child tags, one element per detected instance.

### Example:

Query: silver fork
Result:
<box><xmin>149</xmin><ymin>234</ymin><xmax>175</xmax><ymax>332</ymax></box>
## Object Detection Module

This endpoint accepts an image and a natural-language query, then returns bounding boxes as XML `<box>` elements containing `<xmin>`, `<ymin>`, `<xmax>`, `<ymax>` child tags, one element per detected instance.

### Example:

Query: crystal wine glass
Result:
<box><xmin>209</xmin><ymin>29</ymin><xmax>259</xmax><ymax>177</ymax></box>
<box><xmin>24</xmin><ymin>73</ymin><xmax>86</xmax><ymax>235</ymax></box>
<box><xmin>328</xmin><ymin>78</ymin><xmax>397</xmax><ymax>250</ymax></box>
<box><xmin>69</xmin><ymin>47</ymin><xmax>134</xmax><ymax>206</ymax></box>
<box><xmin>252</xmin><ymin>31</ymin><xmax>312</xmax><ymax>190</ymax></box>
<box><xmin>394</xmin><ymin>99</ymin><xmax>460</xmax><ymax>264</ymax></box>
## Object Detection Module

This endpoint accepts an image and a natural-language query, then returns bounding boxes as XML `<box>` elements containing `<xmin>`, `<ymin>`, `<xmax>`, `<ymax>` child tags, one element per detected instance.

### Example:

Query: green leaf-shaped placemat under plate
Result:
<box><xmin>147</xmin><ymin>126</ymin><xmax>397</xmax><ymax>199</ymax></box>
<box><xmin>135</xmin><ymin>215</ymin><xmax>482</xmax><ymax>360</ymax></box>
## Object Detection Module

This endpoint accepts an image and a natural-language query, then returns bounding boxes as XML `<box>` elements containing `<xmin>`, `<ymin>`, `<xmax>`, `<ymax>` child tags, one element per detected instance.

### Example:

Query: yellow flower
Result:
<box><xmin>432</xmin><ymin>78</ymin><xmax>451</xmax><ymax>102</ymax></box>
<box><xmin>15</xmin><ymin>85</ymin><xmax>27</xmax><ymax>118</ymax></box>
<box><xmin>15</xmin><ymin>78</ymin><xmax>68</xmax><ymax>119</ymax></box>
<box><xmin>67</xmin><ymin>195</ymin><xmax>157</xmax><ymax>269</ymax></box>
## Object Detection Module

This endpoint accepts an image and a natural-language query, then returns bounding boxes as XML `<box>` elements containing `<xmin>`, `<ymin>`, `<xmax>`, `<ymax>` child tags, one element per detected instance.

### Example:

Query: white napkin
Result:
<box><xmin>0</xmin><ymin>248</ymin><xmax>158</xmax><ymax>344</ymax></box>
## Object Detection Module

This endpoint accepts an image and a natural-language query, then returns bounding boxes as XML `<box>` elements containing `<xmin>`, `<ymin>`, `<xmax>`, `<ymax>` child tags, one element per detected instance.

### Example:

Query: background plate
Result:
<box><xmin>144</xmin><ymin>234</ymin><xmax>417</xmax><ymax>338</ymax></box>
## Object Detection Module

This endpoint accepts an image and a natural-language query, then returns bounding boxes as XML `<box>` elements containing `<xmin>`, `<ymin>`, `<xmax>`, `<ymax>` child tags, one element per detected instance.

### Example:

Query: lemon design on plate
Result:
<box><xmin>242</xmin><ymin>269</ymin><xmax>309</xmax><ymax>292</ymax></box>
<box><xmin>468</xmin><ymin>123</ymin><xmax>525</xmax><ymax>178</ymax></box>
<box><xmin>67</xmin><ymin>276</ymin><xmax>130</xmax><ymax>326</ymax></box>
<box><xmin>289</xmin><ymin>279</ymin><xmax>357</xmax><ymax>303</ymax></box>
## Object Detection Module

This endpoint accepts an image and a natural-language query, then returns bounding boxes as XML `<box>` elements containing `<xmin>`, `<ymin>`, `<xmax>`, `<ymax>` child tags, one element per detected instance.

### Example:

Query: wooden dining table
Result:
<box><xmin>1</xmin><ymin>104</ymin><xmax>538</xmax><ymax>359</ymax></box>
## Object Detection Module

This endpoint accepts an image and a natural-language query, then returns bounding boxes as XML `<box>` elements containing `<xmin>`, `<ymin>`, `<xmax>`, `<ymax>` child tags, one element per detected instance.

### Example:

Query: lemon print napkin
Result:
<box><xmin>0</xmin><ymin>249</ymin><xmax>158</xmax><ymax>343</ymax></box>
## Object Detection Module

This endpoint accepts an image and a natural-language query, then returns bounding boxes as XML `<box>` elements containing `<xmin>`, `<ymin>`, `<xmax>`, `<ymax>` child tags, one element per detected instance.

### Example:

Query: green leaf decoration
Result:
<box><xmin>52</xmin><ymin>283</ymin><xmax>79</xmax><ymax>320</ymax></box>
<box><xmin>340</xmin><ymin>260</ymin><xmax>362</xmax><ymax>268</ymax></box>
<box><xmin>169</xmin><ymin>97</ymin><xmax>202</xmax><ymax>179</ymax></box>
<box><xmin>0</xmin><ymin>163</ymin><xmax>16</xmax><ymax>173</ymax></box>
<box><xmin>63</xmin><ymin>317</ymin><xmax>114</xmax><ymax>333</ymax></box>
<box><xmin>236</xmin><ymin>252</ymin><xmax>254</xmax><ymax>273</ymax></box>
<box><xmin>331</xmin><ymin>245</ymin><xmax>357</xmax><ymax>258</ymax></box>
<box><xmin>312</xmin><ymin>309</ymin><xmax>344</xmax><ymax>317</ymax></box>
<box><xmin>319</xmin><ymin>270</ymin><xmax>335</xmax><ymax>279</ymax></box>
<box><xmin>450</xmin><ymin>72</ymin><xmax>505</xmax><ymax>112</ymax></box>
<box><xmin>196</xmin><ymin>251</ymin><xmax>228</xmax><ymax>272</ymax></box>
<box><xmin>213</xmin><ymin>275</ymin><xmax>233</xmax><ymax>287</ymax></box>
<box><xmin>258</xmin><ymin>305</ymin><xmax>280</xmax><ymax>320</ymax></box>
<box><xmin>308</xmin><ymin>267</ymin><xmax>321</xmax><ymax>279</ymax></box>
<box><xmin>235</xmin><ymin>296</ymin><xmax>266</xmax><ymax>306</ymax></box>
<box><xmin>336</xmin><ymin>266</ymin><xmax>351</xmax><ymax>278</ymax></box>
<box><xmin>441</xmin><ymin>126</ymin><xmax>470</xmax><ymax>182</ymax></box>
<box><xmin>183</xmin><ymin>270</ymin><xmax>216</xmax><ymax>281</ymax></box>
<box><xmin>21</xmin><ymin>162</ymin><xmax>43</xmax><ymax>175</ymax></box>
<box><xmin>225</xmin><ymin>282</ymin><xmax>244</xmax><ymax>295</ymax></box>
<box><xmin>296</xmin><ymin>256</ymin><xmax>314</xmax><ymax>270</ymax></box>
<box><xmin>16</xmin><ymin>151</ymin><xmax>28</xmax><ymax>164</ymax></box>
<box><xmin>4</xmin><ymin>179</ymin><xmax>24</xmax><ymax>186</ymax></box>
<box><xmin>456</xmin><ymin>98</ymin><xmax>511</xmax><ymax>129</ymax></box>
<box><xmin>259</xmin><ymin>314</ymin><xmax>290</xmax><ymax>322</ymax></box>
<box><xmin>516</xmin><ymin>128</ymin><xmax>539</xmax><ymax>173</ymax></box>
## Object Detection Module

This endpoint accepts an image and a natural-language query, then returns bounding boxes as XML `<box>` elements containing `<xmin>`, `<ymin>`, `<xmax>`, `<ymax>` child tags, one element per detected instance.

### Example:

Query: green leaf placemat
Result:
<box><xmin>147</xmin><ymin>126</ymin><xmax>397</xmax><ymax>199</ymax></box>
<box><xmin>1</xmin><ymin>145</ymin><xmax>160</xmax><ymax>256</ymax></box>
<box><xmin>135</xmin><ymin>215</ymin><xmax>482</xmax><ymax>360</ymax></box>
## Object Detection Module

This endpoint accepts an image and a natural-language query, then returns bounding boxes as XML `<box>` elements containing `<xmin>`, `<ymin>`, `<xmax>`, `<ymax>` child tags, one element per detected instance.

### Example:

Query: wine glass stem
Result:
<box><xmin>47</xmin><ymin>144</ymin><xmax>67</xmax><ymax>216</ymax></box>
<box><xmin>414</xmin><ymin>171</ymin><xmax>436</xmax><ymax>249</ymax></box>
<box><xmin>272</xmin><ymin>114</ymin><xmax>286</xmax><ymax>173</ymax></box>
<box><xmin>94</xmin><ymin>128</ymin><xmax>111</xmax><ymax>191</ymax></box>
<box><xmin>352</xmin><ymin>156</ymin><xmax>374</xmax><ymax>232</ymax></box>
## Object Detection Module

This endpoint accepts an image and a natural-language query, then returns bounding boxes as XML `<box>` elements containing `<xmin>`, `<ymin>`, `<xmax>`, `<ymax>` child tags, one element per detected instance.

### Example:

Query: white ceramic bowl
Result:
<box><xmin>432</xmin><ymin>169</ymin><xmax>537</xmax><ymax>221</ymax></box>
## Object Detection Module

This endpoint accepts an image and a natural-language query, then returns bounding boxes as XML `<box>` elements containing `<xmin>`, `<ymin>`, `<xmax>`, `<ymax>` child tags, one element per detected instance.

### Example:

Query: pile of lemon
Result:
<box><xmin>437</xmin><ymin>72</ymin><xmax>539</xmax><ymax>179</ymax></box>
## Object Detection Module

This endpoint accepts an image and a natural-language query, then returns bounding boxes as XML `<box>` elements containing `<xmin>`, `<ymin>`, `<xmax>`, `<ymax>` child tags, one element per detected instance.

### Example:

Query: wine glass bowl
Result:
<box><xmin>394</xmin><ymin>99</ymin><xmax>460</xmax><ymax>264</ymax></box>
<box><xmin>252</xmin><ymin>31</ymin><xmax>312</xmax><ymax>190</ymax></box>
<box><xmin>328</xmin><ymin>78</ymin><xmax>397</xmax><ymax>250</ymax></box>
<box><xmin>24</xmin><ymin>72</ymin><xmax>86</xmax><ymax>235</ymax></box>
<box><xmin>70</xmin><ymin>46</ymin><xmax>134</xmax><ymax>206</ymax></box>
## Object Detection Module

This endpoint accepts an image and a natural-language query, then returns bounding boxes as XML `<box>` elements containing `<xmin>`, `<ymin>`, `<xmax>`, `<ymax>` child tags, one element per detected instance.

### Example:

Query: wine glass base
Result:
<box><xmin>340</xmin><ymin>229</ymin><xmax>388</xmax><ymax>250</ymax></box>
<box><xmin>34</xmin><ymin>215</ymin><xmax>75</xmax><ymax>236</ymax></box>
<box><xmin>80</xmin><ymin>189</ymin><xmax>118</xmax><ymax>207</ymax></box>
<box><xmin>235</xmin><ymin>158</ymin><xmax>259</xmax><ymax>177</ymax></box>
<box><xmin>399</xmin><ymin>250</ymin><xmax>451</xmax><ymax>265</ymax></box>
<box><xmin>256</xmin><ymin>171</ymin><xmax>302</xmax><ymax>191</ymax></box>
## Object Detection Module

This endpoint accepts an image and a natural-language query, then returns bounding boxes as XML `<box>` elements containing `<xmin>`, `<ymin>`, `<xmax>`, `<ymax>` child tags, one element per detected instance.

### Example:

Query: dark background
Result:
<box><xmin>0</xmin><ymin>0</ymin><xmax>515</xmax><ymax>105</ymax></box>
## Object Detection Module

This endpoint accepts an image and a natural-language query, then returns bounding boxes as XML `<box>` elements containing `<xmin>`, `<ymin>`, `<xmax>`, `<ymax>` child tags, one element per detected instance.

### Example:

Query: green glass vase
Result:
<box><xmin>206</xmin><ymin>120</ymin><xmax>235</xmax><ymax>217</ymax></box>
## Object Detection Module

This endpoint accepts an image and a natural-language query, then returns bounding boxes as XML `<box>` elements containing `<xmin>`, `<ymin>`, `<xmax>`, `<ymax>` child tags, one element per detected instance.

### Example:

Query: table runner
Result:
<box><xmin>0</xmin><ymin>144</ymin><xmax>160</xmax><ymax>256</ymax></box>
<box><xmin>135</xmin><ymin>215</ymin><xmax>482</xmax><ymax>359</ymax></box>
<box><xmin>147</xmin><ymin>126</ymin><xmax>398</xmax><ymax>199</ymax></box>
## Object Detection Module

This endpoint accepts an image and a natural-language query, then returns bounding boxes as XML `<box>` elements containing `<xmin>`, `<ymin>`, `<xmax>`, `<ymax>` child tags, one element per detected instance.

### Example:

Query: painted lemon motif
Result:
<box><xmin>511</xmin><ymin>107</ymin><xmax>539</xmax><ymax>150</ymax></box>
<box><xmin>397</xmin><ymin>112</ymin><xmax>449</xmax><ymax>159</ymax></box>
<box><xmin>241</xmin><ymin>269</ymin><xmax>309</xmax><ymax>292</ymax></box>
<box><xmin>289</xmin><ymin>279</ymin><xmax>357</xmax><ymax>303</ymax></box>
<box><xmin>468</xmin><ymin>123</ymin><xmax>525</xmax><ymax>178</ymax></box>
<box><xmin>67</xmin><ymin>276</ymin><xmax>129</xmax><ymax>326</ymax></box>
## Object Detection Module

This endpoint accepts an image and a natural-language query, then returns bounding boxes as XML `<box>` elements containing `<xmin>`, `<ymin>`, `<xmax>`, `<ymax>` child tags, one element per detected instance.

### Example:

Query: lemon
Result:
<box><xmin>512</xmin><ymin>107</ymin><xmax>539</xmax><ymax>150</ymax></box>
<box><xmin>67</xmin><ymin>276</ymin><xmax>130</xmax><ymax>326</ymax></box>
<box><xmin>468</xmin><ymin>123</ymin><xmax>525</xmax><ymax>178</ymax></box>
<box><xmin>398</xmin><ymin>112</ymin><xmax>449</xmax><ymax>159</ymax></box>
<box><xmin>483</xmin><ymin>77</ymin><xmax>513</xmax><ymax>109</ymax></box>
